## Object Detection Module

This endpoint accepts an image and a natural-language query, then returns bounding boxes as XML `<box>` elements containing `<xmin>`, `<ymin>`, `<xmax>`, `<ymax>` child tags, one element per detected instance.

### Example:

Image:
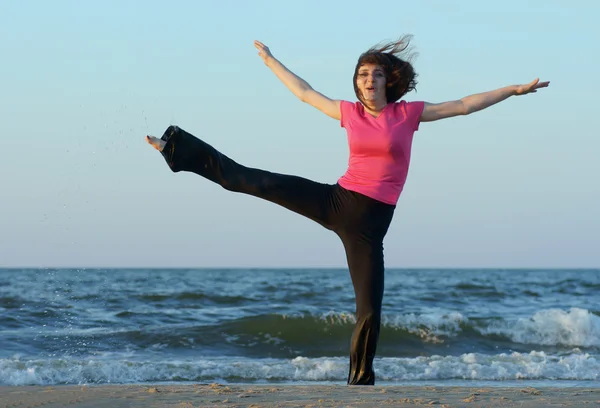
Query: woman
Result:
<box><xmin>145</xmin><ymin>36</ymin><xmax>549</xmax><ymax>385</ymax></box>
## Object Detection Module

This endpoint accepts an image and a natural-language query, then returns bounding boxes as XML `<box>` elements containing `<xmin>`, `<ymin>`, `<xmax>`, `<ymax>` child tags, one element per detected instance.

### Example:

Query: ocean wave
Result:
<box><xmin>483</xmin><ymin>308</ymin><xmax>600</xmax><ymax>348</ymax></box>
<box><xmin>135</xmin><ymin>292</ymin><xmax>252</xmax><ymax>305</ymax></box>
<box><xmin>6</xmin><ymin>308</ymin><xmax>598</xmax><ymax>359</ymax></box>
<box><xmin>208</xmin><ymin>308</ymin><xmax>600</xmax><ymax>351</ymax></box>
<box><xmin>1</xmin><ymin>350</ymin><xmax>598</xmax><ymax>386</ymax></box>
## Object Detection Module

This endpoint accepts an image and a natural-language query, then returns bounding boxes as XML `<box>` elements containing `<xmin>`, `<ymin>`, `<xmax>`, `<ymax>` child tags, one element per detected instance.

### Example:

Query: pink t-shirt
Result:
<box><xmin>338</xmin><ymin>100</ymin><xmax>425</xmax><ymax>205</ymax></box>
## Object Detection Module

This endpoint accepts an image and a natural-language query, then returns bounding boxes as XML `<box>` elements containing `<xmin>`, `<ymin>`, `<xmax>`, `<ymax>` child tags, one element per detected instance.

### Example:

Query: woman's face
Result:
<box><xmin>356</xmin><ymin>64</ymin><xmax>386</xmax><ymax>104</ymax></box>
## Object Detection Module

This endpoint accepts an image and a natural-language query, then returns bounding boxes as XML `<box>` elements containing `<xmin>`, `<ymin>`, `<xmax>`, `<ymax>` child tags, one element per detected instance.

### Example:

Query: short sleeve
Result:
<box><xmin>340</xmin><ymin>100</ymin><xmax>356</xmax><ymax>129</ymax></box>
<box><xmin>406</xmin><ymin>101</ymin><xmax>425</xmax><ymax>131</ymax></box>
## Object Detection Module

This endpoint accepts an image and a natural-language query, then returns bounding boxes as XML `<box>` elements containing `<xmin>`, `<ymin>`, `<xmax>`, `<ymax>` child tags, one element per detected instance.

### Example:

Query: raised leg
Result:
<box><xmin>147</xmin><ymin>125</ymin><xmax>335</xmax><ymax>229</ymax></box>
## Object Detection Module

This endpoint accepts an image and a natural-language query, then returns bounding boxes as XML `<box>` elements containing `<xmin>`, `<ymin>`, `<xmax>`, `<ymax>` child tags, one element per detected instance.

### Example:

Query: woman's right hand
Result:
<box><xmin>254</xmin><ymin>40</ymin><xmax>274</xmax><ymax>65</ymax></box>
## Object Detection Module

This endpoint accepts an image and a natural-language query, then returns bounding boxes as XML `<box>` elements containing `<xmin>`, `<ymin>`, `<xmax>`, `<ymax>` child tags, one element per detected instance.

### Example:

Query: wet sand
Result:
<box><xmin>0</xmin><ymin>383</ymin><xmax>598</xmax><ymax>407</ymax></box>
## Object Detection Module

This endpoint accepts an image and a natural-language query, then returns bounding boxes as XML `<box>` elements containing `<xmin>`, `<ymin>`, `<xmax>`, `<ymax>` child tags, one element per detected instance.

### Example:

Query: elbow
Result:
<box><xmin>299</xmin><ymin>89</ymin><xmax>311</xmax><ymax>103</ymax></box>
<box><xmin>459</xmin><ymin>100</ymin><xmax>471</xmax><ymax>115</ymax></box>
<box><xmin>299</xmin><ymin>91</ymin><xmax>308</xmax><ymax>103</ymax></box>
<box><xmin>298</xmin><ymin>84</ymin><xmax>315</xmax><ymax>103</ymax></box>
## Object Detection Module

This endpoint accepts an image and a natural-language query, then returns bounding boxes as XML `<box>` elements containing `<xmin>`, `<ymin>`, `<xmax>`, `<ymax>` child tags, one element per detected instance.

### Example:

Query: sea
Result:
<box><xmin>0</xmin><ymin>268</ymin><xmax>599</xmax><ymax>387</ymax></box>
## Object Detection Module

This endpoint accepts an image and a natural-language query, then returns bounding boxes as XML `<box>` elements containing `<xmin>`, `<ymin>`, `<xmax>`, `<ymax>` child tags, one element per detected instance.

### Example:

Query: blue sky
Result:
<box><xmin>1</xmin><ymin>0</ymin><xmax>598</xmax><ymax>268</ymax></box>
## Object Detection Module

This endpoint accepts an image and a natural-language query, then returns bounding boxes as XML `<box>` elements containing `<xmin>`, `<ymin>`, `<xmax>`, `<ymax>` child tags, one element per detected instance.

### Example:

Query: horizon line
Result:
<box><xmin>1</xmin><ymin>266</ymin><xmax>599</xmax><ymax>271</ymax></box>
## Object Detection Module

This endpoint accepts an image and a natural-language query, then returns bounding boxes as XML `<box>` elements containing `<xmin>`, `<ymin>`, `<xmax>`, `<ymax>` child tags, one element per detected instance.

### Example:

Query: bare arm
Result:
<box><xmin>254</xmin><ymin>40</ymin><xmax>341</xmax><ymax>120</ymax></box>
<box><xmin>420</xmin><ymin>78</ymin><xmax>550</xmax><ymax>122</ymax></box>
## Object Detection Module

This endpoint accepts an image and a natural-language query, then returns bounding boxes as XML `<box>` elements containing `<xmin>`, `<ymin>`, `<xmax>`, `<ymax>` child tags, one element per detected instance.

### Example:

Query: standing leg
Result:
<box><xmin>147</xmin><ymin>125</ymin><xmax>335</xmax><ymax>229</ymax></box>
<box><xmin>333</xmin><ymin>188</ymin><xmax>396</xmax><ymax>386</ymax></box>
<box><xmin>341</xmin><ymin>235</ymin><xmax>386</xmax><ymax>385</ymax></box>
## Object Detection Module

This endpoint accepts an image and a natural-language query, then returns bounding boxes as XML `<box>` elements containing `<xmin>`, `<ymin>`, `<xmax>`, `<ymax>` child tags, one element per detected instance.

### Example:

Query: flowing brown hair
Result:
<box><xmin>353</xmin><ymin>35</ymin><xmax>418</xmax><ymax>105</ymax></box>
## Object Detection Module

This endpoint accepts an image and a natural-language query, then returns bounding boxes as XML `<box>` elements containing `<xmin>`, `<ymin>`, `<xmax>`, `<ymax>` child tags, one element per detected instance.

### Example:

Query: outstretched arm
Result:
<box><xmin>254</xmin><ymin>40</ymin><xmax>341</xmax><ymax>120</ymax></box>
<box><xmin>420</xmin><ymin>79</ymin><xmax>550</xmax><ymax>122</ymax></box>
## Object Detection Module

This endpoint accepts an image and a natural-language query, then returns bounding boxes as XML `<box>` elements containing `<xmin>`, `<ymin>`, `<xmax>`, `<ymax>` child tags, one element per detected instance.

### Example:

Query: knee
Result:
<box><xmin>216</xmin><ymin>164</ymin><xmax>244</xmax><ymax>192</ymax></box>
<box><xmin>356</xmin><ymin>310</ymin><xmax>381</xmax><ymax>326</ymax></box>
<box><xmin>220</xmin><ymin>177</ymin><xmax>240</xmax><ymax>192</ymax></box>
<box><xmin>223</xmin><ymin>172</ymin><xmax>276</xmax><ymax>195</ymax></box>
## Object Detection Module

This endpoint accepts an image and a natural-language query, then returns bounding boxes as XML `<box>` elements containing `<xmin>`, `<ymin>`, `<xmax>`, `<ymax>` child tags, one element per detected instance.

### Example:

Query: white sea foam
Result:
<box><xmin>1</xmin><ymin>351</ymin><xmax>597</xmax><ymax>386</ymax></box>
<box><xmin>318</xmin><ymin>308</ymin><xmax>600</xmax><ymax>347</ymax></box>
<box><xmin>382</xmin><ymin>311</ymin><xmax>466</xmax><ymax>342</ymax></box>
<box><xmin>317</xmin><ymin>310</ymin><xmax>466</xmax><ymax>333</ymax></box>
<box><xmin>483</xmin><ymin>308</ymin><xmax>600</xmax><ymax>347</ymax></box>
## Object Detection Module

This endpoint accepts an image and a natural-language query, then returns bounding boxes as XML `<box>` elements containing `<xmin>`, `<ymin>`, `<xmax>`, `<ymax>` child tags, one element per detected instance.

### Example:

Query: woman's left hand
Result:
<box><xmin>515</xmin><ymin>78</ymin><xmax>550</xmax><ymax>95</ymax></box>
<box><xmin>254</xmin><ymin>40</ymin><xmax>274</xmax><ymax>65</ymax></box>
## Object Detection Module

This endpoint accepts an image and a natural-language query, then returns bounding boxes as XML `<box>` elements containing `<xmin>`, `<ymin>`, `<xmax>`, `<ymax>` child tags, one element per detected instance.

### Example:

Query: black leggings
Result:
<box><xmin>158</xmin><ymin>125</ymin><xmax>396</xmax><ymax>385</ymax></box>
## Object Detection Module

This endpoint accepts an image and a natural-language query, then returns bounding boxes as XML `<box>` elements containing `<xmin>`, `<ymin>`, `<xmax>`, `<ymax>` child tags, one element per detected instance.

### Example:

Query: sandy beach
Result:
<box><xmin>0</xmin><ymin>384</ymin><xmax>598</xmax><ymax>407</ymax></box>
